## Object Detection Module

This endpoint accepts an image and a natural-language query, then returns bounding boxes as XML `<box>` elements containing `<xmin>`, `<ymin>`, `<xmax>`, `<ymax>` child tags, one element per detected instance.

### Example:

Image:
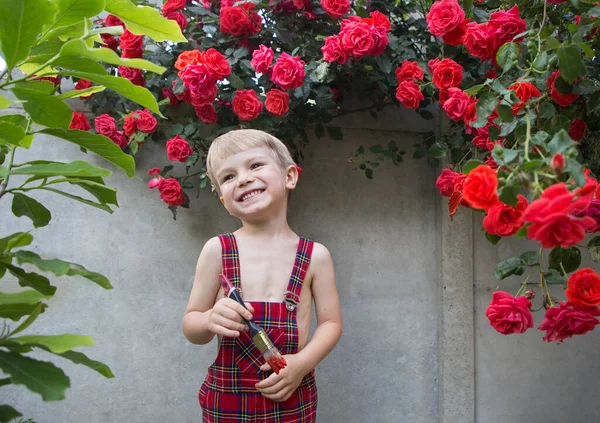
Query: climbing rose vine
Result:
<box><xmin>76</xmin><ymin>0</ymin><xmax>600</xmax><ymax>342</ymax></box>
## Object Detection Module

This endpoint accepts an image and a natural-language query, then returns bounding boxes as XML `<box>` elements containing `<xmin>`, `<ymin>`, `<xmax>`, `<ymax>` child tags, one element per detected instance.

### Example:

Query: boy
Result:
<box><xmin>182</xmin><ymin>129</ymin><xmax>343</xmax><ymax>422</ymax></box>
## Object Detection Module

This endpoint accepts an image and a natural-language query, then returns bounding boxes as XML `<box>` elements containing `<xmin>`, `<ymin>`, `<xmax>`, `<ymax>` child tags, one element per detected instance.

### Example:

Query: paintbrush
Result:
<box><xmin>219</xmin><ymin>274</ymin><xmax>287</xmax><ymax>374</ymax></box>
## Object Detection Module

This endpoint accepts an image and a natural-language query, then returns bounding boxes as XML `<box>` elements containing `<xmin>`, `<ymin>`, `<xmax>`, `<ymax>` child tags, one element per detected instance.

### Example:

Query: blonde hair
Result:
<box><xmin>206</xmin><ymin>129</ymin><xmax>295</xmax><ymax>191</ymax></box>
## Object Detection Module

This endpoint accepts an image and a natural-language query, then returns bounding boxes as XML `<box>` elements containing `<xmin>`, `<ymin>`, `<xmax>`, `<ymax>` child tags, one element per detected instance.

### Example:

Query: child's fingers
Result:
<box><xmin>257</xmin><ymin>379</ymin><xmax>287</xmax><ymax>395</ymax></box>
<box><xmin>245</xmin><ymin>302</ymin><xmax>255</xmax><ymax>314</ymax></box>
<box><xmin>224</xmin><ymin>298</ymin><xmax>253</xmax><ymax>320</ymax></box>
<box><xmin>213</xmin><ymin>314</ymin><xmax>247</xmax><ymax>333</ymax></box>
<box><xmin>255</xmin><ymin>372</ymin><xmax>281</xmax><ymax>389</ymax></box>
<box><xmin>259</xmin><ymin>362</ymin><xmax>271</xmax><ymax>372</ymax></box>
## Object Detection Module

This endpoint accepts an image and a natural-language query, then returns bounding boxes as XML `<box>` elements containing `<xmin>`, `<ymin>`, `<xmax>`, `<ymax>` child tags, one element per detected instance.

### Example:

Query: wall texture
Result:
<box><xmin>2</xmin><ymin>103</ymin><xmax>600</xmax><ymax>423</ymax></box>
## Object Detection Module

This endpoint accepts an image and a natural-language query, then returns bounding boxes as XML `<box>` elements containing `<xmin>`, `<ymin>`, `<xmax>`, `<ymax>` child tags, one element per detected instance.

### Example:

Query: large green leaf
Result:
<box><xmin>50</xmin><ymin>350</ymin><xmax>114</xmax><ymax>378</ymax></box>
<box><xmin>0</xmin><ymin>290</ymin><xmax>49</xmax><ymax>306</ymax></box>
<box><xmin>11</xmin><ymin>83</ymin><xmax>72</xmax><ymax>129</ymax></box>
<box><xmin>41</xmin><ymin>129</ymin><xmax>136</xmax><ymax>177</ymax></box>
<box><xmin>0</xmin><ymin>93</ymin><xmax>12</xmax><ymax>109</ymax></box>
<box><xmin>9</xmin><ymin>302</ymin><xmax>46</xmax><ymax>334</ymax></box>
<box><xmin>0</xmin><ymin>351</ymin><xmax>70</xmax><ymax>401</ymax></box>
<box><xmin>0</xmin><ymin>404</ymin><xmax>22</xmax><ymax>423</ymax></box>
<box><xmin>476</xmin><ymin>92</ymin><xmax>499</xmax><ymax>122</ymax></box>
<box><xmin>0</xmin><ymin>302</ymin><xmax>45</xmax><ymax>321</ymax></box>
<box><xmin>0</xmin><ymin>122</ymin><xmax>26</xmax><ymax>146</ymax></box>
<box><xmin>0</xmin><ymin>232</ymin><xmax>33</xmax><ymax>252</ymax></box>
<box><xmin>70</xmin><ymin>178</ymin><xmax>118</xmax><ymax>205</ymax></box>
<box><xmin>548</xmin><ymin>246</ymin><xmax>581</xmax><ymax>273</ymax></box>
<box><xmin>41</xmin><ymin>0</ymin><xmax>105</xmax><ymax>39</ymax></box>
<box><xmin>10</xmin><ymin>334</ymin><xmax>94</xmax><ymax>353</ymax></box>
<box><xmin>105</xmin><ymin>0</ymin><xmax>187</xmax><ymax>42</ymax></box>
<box><xmin>60</xmin><ymin>39</ymin><xmax>166</xmax><ymax>74</ymax></box>
<box><xmin>59</xmin><ymin>71</ymin><xmax>161</xmax><ymax>114</ymax></box>
<box><xmin>10</xmin><ymin>160</ymin><xmax>112</xmax><ymax>177</ymax></box>
<box><xmin>11</xmin><ymin>193</ymin><xmax>52</xmax><ymax>228</ymax></box>
<box><xmin>3</xmin><ymin>264</ymin><xmax>56</xmax><ymax>295</ymax></box>
<box><xmin>496</xmin><ymin>42</ymin><xmax>518</xmax><ymax>73</ymax></box>
<box><xmin>0</xmin><ymin>0</ymin><xmax>57</xmax><ymax>70</ymax></box>
<box><xmin>58</xmin><ymin>85</ymin><xmax>106</xmax><ymax>99</ymax></box>
<box><xmin>548</xmin><ymin>129</ymin><xmax>576</xmax><ymax>154</ymax></box>
<box><xmin>15</xmin><ymin>250</ymin><xmax>112</xmax><ymax>289</ymax></box>
<box><xmin>41</xmin><ymin>187</ymin><xmax>115</xmax><ymax>213</ymax></box>
<box><xmin>558</xmin><ymin>46</ymin><xmax>582</xmax><ymax>84</ymax></box>
<box><xmin>52</xmin><ymin>55</ymin><xmax>109</xmax><ymax>74</ymax></box>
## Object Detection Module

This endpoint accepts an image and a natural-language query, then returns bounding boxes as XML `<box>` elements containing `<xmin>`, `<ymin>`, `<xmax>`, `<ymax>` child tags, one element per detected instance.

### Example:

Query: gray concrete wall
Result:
<box><xmin>1</xmin><ymin>117</ymin><xmax>440</xmax><ymax>422</ymax></box>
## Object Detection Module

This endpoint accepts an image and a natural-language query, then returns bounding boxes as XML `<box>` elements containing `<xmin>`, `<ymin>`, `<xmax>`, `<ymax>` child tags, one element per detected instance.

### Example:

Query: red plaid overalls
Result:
<box><xmin>198</xmin><ymin>233</ymin><xmax>318</xmax><ymax>422</ymax></box>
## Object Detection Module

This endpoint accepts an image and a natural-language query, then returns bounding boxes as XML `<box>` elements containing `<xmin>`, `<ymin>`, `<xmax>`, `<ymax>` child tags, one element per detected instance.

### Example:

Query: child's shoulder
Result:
<box><xmin>308</xmin><ymin>241</ymin><xmax>333</xmax><ymax>267</ymax></box>
<box><xmin>197</xmin><ymin>236</ymin><xmax>222</xmax><ymax>262</ymax></box>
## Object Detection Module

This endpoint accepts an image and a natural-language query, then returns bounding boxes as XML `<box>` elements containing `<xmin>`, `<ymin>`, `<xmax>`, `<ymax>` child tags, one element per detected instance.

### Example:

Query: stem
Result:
<box><xmin>0</xmin><ymin>55</ymin><xmax>59</xmax><ymax>89</ymax></box>
<box><xmin>0</xmin><ymin>67</ymin><xmax>7</xmax><ymax>82</ymax></box>
<box><xmin>0</xmin><ymin>147</ymin><xmax>16</xmax><ymax>200</ymax></box>
<box><xmin>524</xmin><ymin>111</ymin><xmax>531</xmax><ymax>162</ymax></box>
<box><xmin>537</xmin><ymin>0</ymin><xmax>548</xmax><ymax>53</ymax></box>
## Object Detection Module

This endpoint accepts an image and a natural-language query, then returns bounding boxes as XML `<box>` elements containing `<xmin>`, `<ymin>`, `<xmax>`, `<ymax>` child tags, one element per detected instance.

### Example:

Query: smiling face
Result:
<box><xmin>215</xmin><ymin>146</ymin><xmax>297</xmax><ymax>221</ymax></box>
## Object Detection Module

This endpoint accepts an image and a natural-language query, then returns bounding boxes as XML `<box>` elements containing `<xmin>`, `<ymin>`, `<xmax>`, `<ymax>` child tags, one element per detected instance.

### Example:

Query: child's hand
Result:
<box><xmin>255</xmin><ymin>354</ymin><xmax>308</xmax><ymax>402</ymax></box>
<box><xmin>207</xmin><ymin>298</ymin><xmax>254</xmax><ymax>337</ymax></box>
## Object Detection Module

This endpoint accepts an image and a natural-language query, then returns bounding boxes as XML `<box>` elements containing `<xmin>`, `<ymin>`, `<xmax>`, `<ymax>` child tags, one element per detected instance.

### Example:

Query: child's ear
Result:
<box><xmin>220</xmin><ymin>196</ymin><xmax>225</xmax><ymax>205</ymax></box>
<box><xmin>285</xmin><ymin>164</ymin><xmax>299</xmax><ymax>190</ymax></box>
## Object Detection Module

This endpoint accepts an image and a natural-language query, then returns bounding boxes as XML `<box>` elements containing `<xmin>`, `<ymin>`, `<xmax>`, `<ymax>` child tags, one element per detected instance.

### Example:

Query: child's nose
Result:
<box><xmin>237</xmin><ymin>170</ymin><xmax>255</xmax><ymax>185</ymax></box>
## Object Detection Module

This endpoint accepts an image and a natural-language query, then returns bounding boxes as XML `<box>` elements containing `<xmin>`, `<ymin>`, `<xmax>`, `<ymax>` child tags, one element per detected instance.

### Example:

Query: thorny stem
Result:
<box><xmin>0</xmin><ymin>147</ymin><xmax>16</xmax><ymax>200</ymax></box>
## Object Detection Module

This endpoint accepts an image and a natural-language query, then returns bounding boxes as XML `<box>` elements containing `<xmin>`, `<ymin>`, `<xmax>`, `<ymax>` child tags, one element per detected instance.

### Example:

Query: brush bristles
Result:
<box><xmin>263</xmin><ymin>347</ymin><xmax>287</xmax><ymax>374</ymax></box>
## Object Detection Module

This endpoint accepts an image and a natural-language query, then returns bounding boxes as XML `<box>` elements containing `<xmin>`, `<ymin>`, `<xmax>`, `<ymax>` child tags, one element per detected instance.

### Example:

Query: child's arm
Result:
<box><xmin>182</xmin><ymin>237</ymin><xmax>253</xmax><ymax>344</ymax></box>
<box><xmin>256</xmin><ymin>243</ymin><xmax>342</xmax><ymax>401</ymax></box>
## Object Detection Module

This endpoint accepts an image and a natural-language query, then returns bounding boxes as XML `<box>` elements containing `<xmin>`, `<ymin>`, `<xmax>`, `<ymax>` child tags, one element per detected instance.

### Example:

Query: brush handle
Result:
<box><xmin>226</xmin><ymin>285</ymin><xmax>263</xmax><ymax>336</ymax></box>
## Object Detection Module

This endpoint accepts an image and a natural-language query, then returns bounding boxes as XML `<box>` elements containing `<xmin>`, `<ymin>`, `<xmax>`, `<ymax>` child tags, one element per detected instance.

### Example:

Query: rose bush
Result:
<box><xmin>83</xmin><ymin>0</ymin><xmax>600</xmax><ymax>341</ymax></box>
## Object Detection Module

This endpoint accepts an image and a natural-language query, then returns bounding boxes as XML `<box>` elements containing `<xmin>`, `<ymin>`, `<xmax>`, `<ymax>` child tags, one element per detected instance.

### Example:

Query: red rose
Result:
<box><xmin>265</xmin><ymin>89</ymin><xmax>290</xmax><ymax>116</ymax></box>
<box><xmin>569</xmin><ymin>119</ymin><xmax>587</xmax><ymax>141</ymax></box>
<box><xmin>395</xmin><ymin>61</ymin><xmax>424</xmax><ymax>82</ymax></box>
<box><xmin>428</xmin><ymin>58</ymin><xmax>440</xmax><ymax>74</ymax></box>
<box><xmin>104</xmin><ymin>14</ymin><xmax>124</xmax><ymax>28</ymax></box>
<box><xmin>438</xmin><ymin>87</ymin><xmax>449</xmax><ymax>105</ymax></box>
<box><xmin>162</xmin><ymin>87</ymin><xmax>180</xmax><ymax>106</ymax></box>
<box><xmin>367</xmin><ymin>26</ymin><xmax>389</xmax><ymax>56</ymax></box>
<box><xmin>69</xmin><ymin>111</ymin><xmax>91</xmax><ymax>131</ymax></box>
<box><xmin>538</xmin><ymin>302</ymin><xmax>600</xmax><ymax>342</ymax></box>
<box><xmin>366</xmin><ymin>10</ymin><xmax>391</xmax><ymax>32</ymax></box>
<box><xmin>148</xmin><ymin>168</ymin><xmax>161</xmax><ymax>176</ymax></box>
<box><xmin>566</xmin><ymin>268</ymin><xmax>600</xmax><ymax>307</ymax></box>
<box><xmin>118</xmin><ymin>66</ymin><xmax>145</xmax><ymax>86</ymax></box>
<box><xmin>175</xmin><ymin>50</ymin><xmax>204</xmax><ymax>71</ymax></box>
<box><xmin>432</xmin><ymin>58</ymin><xmax>463</xmax><ymax>89</ymax></box>
<box><xmin>395</xmin><ymin>80</ymin><xmax>423</xmax><ymax>109</ymax></box>
<box><xmin>203</xmin><ymin>48</ymin><xmax>231</xmax><ymax>80</ymax></box>
<box><xmin>483</xmin><ymin>194</ymin><xmax>527</xmax><ymax>237</ymax></box>
<box><xmin>75</xmin><ymin>79</ymin><xmax>93</xmax><ymax>99</ymax></box>
<box><xmin>485</xmin><ymin>155</ymin><xmax>499</xmax><ymax>170</ymax></box>
<box><xmin>123</xmin><ymin>115</ymin><xmax>137</xmax><ymax>137</ymax></box>
<box><xmin>94</xmin><ymin>114</ymin><xmax>117</xmax><ymax>137</ymax></box>
<box><xmin>485</xmin><ymin>291</ymin><xmax>534</xmax><ymax>335</ymax></box>
<box><xmin>158</xmin><ymin>178</ymin><xmax>186</xmax><ymax>207</ymax></box>
<box><xmin>271</xmin><ymin>53</ymin><xmax>305</xmax><ymax>90</ymax></box>
<box><xmin>489</xmin><ymin>5</ymin><xmax>527</xmax><ymax>47</ymax></box>
<box><xmin>134</xmin><ymin>109</ymin><xmax>157</xmax><ymax>133</ymax></box>
<box><xmin>547</xmin><ymin>71</ymin><xmax>580</xmax><ymax>107</ymax></box>
<box><xmin>179</xmin><ymin>64</ymin><xmax>215</xmax><ymax>92</ymax></box>
<box><xmin>110</xmin><ymin>131</ymin><xmax>128</xmax><ymax>149</ymax></box>
<box><xmin>339</xmin><ymin>20</ymin><xmax>374</xmax><ymax>59</ymax></box>
<box><xmin>294</xmin><ymin>0</ymin><xmax>310</xmax><ymax>9</ymax></box>
<box><xmin>426</xmin><ymin>0</ymin><xmax>465</xmax><ymax>37</ymax></box>
<box><xmin>442</xmin><ymin>18</ymin><xmax>468</xmax><ymax>46</ymax></box>
<box><xmin>220</xmin><ymin>3</ymin><xmax>262</xmax><ymax>37</ymax></box>
<box><xmin>552</xmin><ymin>153</ymin><xmax>566</xmax><ymax>171</ymax></box>
<box><xmin>195</xmin><ymin>103</ymin><xmax>219</xmax><ymax>124</ymax></box>
<box><xmin>119</xmin><ymin>30</ymin><xmax>144</xmax><ymax>58</ymax></box>
<box><xmin>321</xmin><ymin>0</ymin><xmax>350</xmax><ymax>19</ymax></box>
<box><xmin>322</xmin><ymin>36</ymin><xmax>349</xmax><ymax>64</ymax></box>
<box><xmin>509</xmin><ymin>82</ymin><xmax>541</xmax><ymax>114</ymax></box>
<box><xmin>251</xmin><ymin>45</ymin><xmax>274</xmax><ymax>73</ymax></box>
<box><xmin>442</xmin><ymin>88</ymin><xmax>470</xmax><ymax>121</ymax></box>
<box><xmin>471</xmin><ymin>127</ymin><xmax>490</xmax><ymax>149</ymax></box>
<box><xmin>232</xmin><ymin>89</ymin><xmax>263</xmax><ymax>120</ymax></box>
<box><xmin>463</xmin><ymin>22</ymin><xmax>497</xmax><ymax>61</ymax></box>
<box><xmin>463</xmin><ymin>98</ymin><xmax>478</xmax><ymax>125</ymax></box>
<box><xmin>166</xmin><ymin>135</ymin><xmax>193</xmax><ymax>162</ymax></box>
<box><xmin>35</xmin><ymin>76</ymin><xmax>60</xmax><ymax>86</ymax></box>
<box><xmin>162</xmin><ymin>0</ymin><xmax>187</xmax><ymax>15</ymax></box>
<box><xmin>462</xmin><ymin>165</ymin><xmax>499</xmax><ymax>210</ymax></box>
<box><xmin>190</xmin><ymin>85</ymin><xmax>218</xmax><ymax>107</ymax></box>
<box><xmin>522</xmin><ymin>183</ymin><xmax>596</xmax><ymax>248</ymax></box>
<box><xmin>166</xmin><ymin>11</ymin><xmax>188</xmax><ymax>31</ymax></box>
<box><xmin>436</xmin><ymin>168</ymin><xmax>461</xmax><ymax>197</ymax></box>
<box><xmin>100</xmin><ymin>34</ymin><xmax>119</xmax><ymax>51</ymax></box>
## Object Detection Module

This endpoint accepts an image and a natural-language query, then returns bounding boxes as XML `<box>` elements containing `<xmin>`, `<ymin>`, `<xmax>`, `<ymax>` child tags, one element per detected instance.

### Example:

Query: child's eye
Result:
<box><xmin>250</xmin><ymin>163</ymin><xmax>263</xmax><ymax>170</ymax></box>
<box><xmin>222</xmin><ymin>174</ymin><xmax>233</xmax><ymax>182</ymax></box>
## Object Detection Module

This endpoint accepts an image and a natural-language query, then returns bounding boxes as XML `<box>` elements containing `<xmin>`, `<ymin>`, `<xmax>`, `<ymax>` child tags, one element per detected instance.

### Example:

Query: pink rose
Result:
<box><xmin>110</xmin><ymin>131</ymin><xmax>128</xmax><ymax>149</ymax></box>
<box><xmin>158</xmin><ymin>178</ymin><xmax>186</xmax><ymax>206</ymax></box>
<box><xmin>538</xmin><ymin>302</ymin><xmax>600</xmax><ymax>342</ymax></box>
<box><xmin>442</xmin><ymin>88</ymin><xmax>471</xmax><ymax>121</ymax></box>
<box><xmin>195</xmin><ymin>104</ymin><xmax>219</xmax><ymax>124</ymax></box>
<box><xmin>321</xmin><ymin>0</ymin><xmax>350</xmax><ymax>19</ymax></box>
<box><xmin>251</xmin><ymin>45</ymin><xmax>274</xmax><ymax>73</ymax></box>
<box><xmin>94</xmin><ymin>114</ymin><xmax>117</xmax><ymax>137</ymax></box>
<box><xmin>485</xmin><ymin>291</ymin><xmax>534</xmax><ymax>335</ymax></box>
<box><xmin>426</xmin><ymin>0</ymin><xmax>465</xmax><ymax>37</ymax></box>
<box><xmin>270</xmin><ymin>52</ymin><xmax>305</xmax><ymax>90</ymax></box>
<box><xmin>489</xmin><ymin>5</ymin><xmax>527</xmax><ymax>47</ymax></box>
<box><xmin>321</xmin><ymin>36</ymin><xmax>349</xmax><ymax>64</ymax></box>
<box><xmin>166</xmin><ymin>135</ymin><xmax>194</xmax><ymax>162</ymax></box>
<box><xmin>339</xmin><ymin>20</ymin><xmax>374</xmax><ymax>59</ymax></box>
<box><xmin>166</xmin><ymin>11</ymin><xmax>188</xmax><ymax>31</ymax></box>
<box><xmin>436</xmin><ymin>168</ymin><xmax>461</xmax><ymax>197</ymax></box>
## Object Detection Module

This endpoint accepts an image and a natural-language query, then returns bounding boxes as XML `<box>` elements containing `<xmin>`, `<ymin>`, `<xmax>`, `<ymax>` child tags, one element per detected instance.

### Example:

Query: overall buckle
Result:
<box><xmin>283</xmin><ymin>291</ymin><xmax>300</xmax><ymax>311</ymax></box>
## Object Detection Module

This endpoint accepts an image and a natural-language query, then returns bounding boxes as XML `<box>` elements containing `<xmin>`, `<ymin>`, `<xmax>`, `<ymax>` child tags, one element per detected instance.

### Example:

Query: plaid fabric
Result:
<box><xmin>198</xmin><ymin>233</ymin><xmax>317</xmax><ymax>423</ymax></box>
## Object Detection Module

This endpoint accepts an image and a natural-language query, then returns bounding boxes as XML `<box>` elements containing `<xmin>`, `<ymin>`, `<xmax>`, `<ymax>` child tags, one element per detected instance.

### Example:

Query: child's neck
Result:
<box><xmin>236</xmin><ymin>208</ymin><xmax>295</xmax><ymax>241</ymax></box>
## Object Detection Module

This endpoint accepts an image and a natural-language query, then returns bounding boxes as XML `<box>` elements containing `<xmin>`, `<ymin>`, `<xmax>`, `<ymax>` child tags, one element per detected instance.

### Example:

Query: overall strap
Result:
<box><xmin>218</xmin><ymin>233</ymin><xmax>241</xmax><ymax>289</ymax></box>
<box><xmin>284</xmin><ymin>237</ymin><xmax>314</xmax><ymax>311</ymax></box>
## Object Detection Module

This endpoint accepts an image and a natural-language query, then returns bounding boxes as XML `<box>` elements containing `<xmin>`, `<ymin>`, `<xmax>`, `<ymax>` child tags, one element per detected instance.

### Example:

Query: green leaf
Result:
<box><xmin>493</xmin><ymin>256</ymin><xmax>525</xmax><ymax>280</ymax></box>
<box><xmin>51</xmin><ymin>350</ymin><xmax>114</xmax><ymax>378</ymax></box>
<box><xmin>11</xmin><ymin>83</ymin><xmax>72</xmax><ymax>129</ymax></box>
<box><xmin>10</xmin><ymin>160</ymin><xmax>112</xmax><ymax>177</ymax></box>
<box><xmin>375</xmin><ymin>55</ymin><xmax>392</xmax><ymax>74</ymax></box>
<box><xmin>496</xmin><ymin>42</ymin><xmax>518</xmax><ymax>73</ymax></box>
<box><xmin>496</xmin><ymin>104</ymin><xmax>514</xmax><ymax>122</ymax></box>
<box><xmin>0</xmin><ymin>404</ymin><xmax>22</xmax><ymax>423</ymax></box>
<box><xmin>9</xmin><ymin>302</ymin><xmax>46</xmax><ymax>335</ymax></box>
<box><xmin>0</xmin><ymin>232</ymin><xmax>33</xmax><ymax>252</ymax></box>
<box><xmin>545</xmin><ymin>37</ymin><xmax>561</xmax><ymax>50</ymax></box>
<box><xmin>43</xmin><ymin>187</ymin><xmax>116</xmax><ymax>212</ymax></box>
<box><xmin>558</xmin><ymin>46</ymin><xmax>582</xmax><ymax>84</ymax></box>
<box><xmin>41</xmin><ymin>0</ymin><xmax>105</xmax><ymax>39</ymax></box>
<box><xmin>539</xmin><ymin>102</ymin><xmax>556</xmax><ymax>119</ymax></box>
<box><xmin>476</xmin><ymin>92</ymin><xmax>498</xmax><ymax>122</ymax></box>
<box><xmin>547</xmin><ymin>129</ymin><xmax>576</xmax><ymax>154</ymax></box>
<box><xmin>52</xmin><ymin>55</ymin><xmax>108</xmax><ymax>74</ymax></box>
<box><xmin>0</xmin><ymin>351</ymin><xmax>70</xmax><ymax>401</ymax></box>
<box><xmin>57</xmin><ymin>85</ymin><xmax>106</xmax><ymax>99</ymax></box>
<box><xmin>0</xmin><ymin>121</ymin><xmax>26</xmax><ymax>146</ymax></box>
<box><xmin>327</xmin><ymin>126</ymin><xmax>343</xmax><ymax>140</ymax></box>
<box><xmin>533</xmin><ymin>51</ymin><xmax>548</xmax><ymax>72</ymax></box>
<box><xmin>70</xmin><ymin>178</ymin><xmax>117</xmax><ymax>205</ymax></box>
<box><xmin>58</xmin><ymin>71</ymin><xmax>161</xmax><ymax>114</ymax></box>
<box><xmin>485</xmin><ymin>232</ymin><xmax>501</xmax><ymax>245</ymax></box>
<box><xmin>0</xmin><ymin>0</ymin><xmax>57</xmax><ymax>70</ymax></box>
<box><xmin>465</xmin><ymin>84</ymin><xmax>486</xmax><ymax>96</ymax></box>
<box><xmin>428</xmin><ymin>142</ymin><xmax>448</xmax><ymax>159</ymax></box>
<box><xmin>523</xmin><ymin>159</ymin><xmax>545</xmax><ymax>171</ymax></box>
<box><xmin>41</xmin><ymin>129</ymin><xmax>135</xmax><ymax>177</ymax></box>
<box><xmin>548</xmin><ymin>246</ymin><xmax>581</xmax><ymax>274</ymax></box>
<box><xmin>462</xmin><ymin>159</ymin><xmax>483</xmax><ymax>174</ymax></box>
<box><xmin>588</xmin><ymin>236</ymin><xmax>600</xmax><ymax>261</ymax></box>
<box><xmin>228</xmin><ymin>73</ymin><xmax>245</xmax><ymax>90</ymax></box>
<box><xmin>11</xmin><ymin>193</ymin><xmax>52</xmax><ymax>228</ymax></box>
<box><xmin>15</xmin><ymin>250</ymin><xmax>111</xmax><ymax>289</ymax></box>
<box><xmin>544</xmin><ymin>269</ymin><xmax>566</xmax><ymax>284</ymax></box>
<box><xmin>520</xmin><ymin>251</ymin><xmax>538</xmax><ymax>266</ymax></box>
<box><xmin>59</xmin><ymin>39</ymin><xmax>165</xmax><ymax>74</ymax></box>
<box><xmin>10</xmin><ymin>334</ymin><xmax>93</xmax><ymax>354</ymax></box>
<box><xmin>0</xmin><ymin>302</ymin><xmax>45</xmax><ymax>321</ymax></box>
<box><xmin>105</xmin><ymin>0</ymin><xmax>186</xmax><ymax>42</ymax></box>
<box><xmin>499</xmin><ymin>185</ymin><xmax>519</xmax><ymax>207</ymax></box>
<box><xmin>0</xmin><ymin>290</ymin><xmax>49</xmax><ymax>306</ymax></box>
<box><xmin>0</xmin><ymin>93</ymin><xmax>13</xmax><ymax>109</ymax></box>
<box><xmin>3</xmin><ymin>264</ymin><xmax>56</xmax><ymax>295</ymax></box>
